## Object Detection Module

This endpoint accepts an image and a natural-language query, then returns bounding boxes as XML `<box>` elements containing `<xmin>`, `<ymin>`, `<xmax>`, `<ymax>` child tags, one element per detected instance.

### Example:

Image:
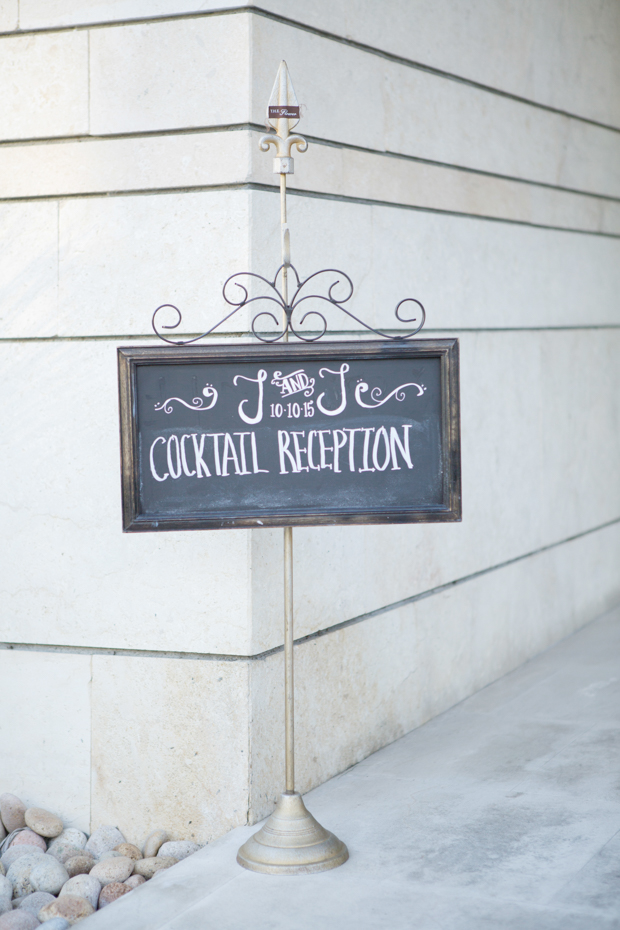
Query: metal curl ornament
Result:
<box><xmin>152</xmin><ymin>264</ymin><xmax>426</xmax><ymax>345</ymax></box>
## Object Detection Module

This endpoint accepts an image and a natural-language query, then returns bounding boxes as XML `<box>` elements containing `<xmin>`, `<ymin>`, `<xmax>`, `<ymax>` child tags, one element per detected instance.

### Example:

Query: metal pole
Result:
<box><xmin>283</xmin><ymin>524</ymin><xmax>294</xmax><ymax>792</ymax></box>
<box><xmin>280</xmin><ymin>170</ymin><xmax>295</xmax><ymax>794</ymax></box>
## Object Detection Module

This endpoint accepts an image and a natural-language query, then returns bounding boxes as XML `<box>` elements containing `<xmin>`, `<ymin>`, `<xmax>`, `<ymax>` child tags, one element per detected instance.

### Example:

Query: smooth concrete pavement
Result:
<box><xmin>84</xmin><ymin>606</ymin><xmax>620</xmax><ymax>930</ymax></box>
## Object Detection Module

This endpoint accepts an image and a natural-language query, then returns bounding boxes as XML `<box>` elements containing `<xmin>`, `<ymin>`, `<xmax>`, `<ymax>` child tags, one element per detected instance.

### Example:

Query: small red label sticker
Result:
<box><xmin>269</xmin><ymin>106</ymin><xmax>300</xmax><ymax>119</ymax></box>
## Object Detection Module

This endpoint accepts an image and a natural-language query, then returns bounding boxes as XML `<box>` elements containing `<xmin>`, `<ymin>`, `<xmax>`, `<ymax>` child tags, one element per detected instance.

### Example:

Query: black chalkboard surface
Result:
<box><xmin>118</xmin><ymin>340</ymin><xmax>460</xmax><ymax>531</ymax></box>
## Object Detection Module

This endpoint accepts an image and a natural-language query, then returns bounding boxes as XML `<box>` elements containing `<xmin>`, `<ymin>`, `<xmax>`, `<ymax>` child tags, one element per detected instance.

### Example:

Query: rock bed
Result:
<box><xmin>0</xmin><ymin>793</ymin><xmax>201</xmax><ymax>928</ymax></box>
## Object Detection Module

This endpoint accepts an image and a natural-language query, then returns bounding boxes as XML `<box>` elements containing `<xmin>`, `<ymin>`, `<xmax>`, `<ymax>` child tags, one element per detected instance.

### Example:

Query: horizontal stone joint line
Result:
<box><xmin>1</xmin><ymin>182</ymin><xmax>619</xmax><ymax>240</ymax></box>
<box><xmin>1</xmin><ymin>123</ymin><xmax>619</xmax><ymax>207</ymax></box>
<box><xmin>1</xmin><ymin>515</ymin><xmax>618</xmax><ymax>661</ymax></box>
<box><xmin>2</xmin><ymin>324</ymin><xmax>620</xmax><ymax>346</ymax></box>
<box><xmin>0</xmin><ymin>6</ymin><xmax>618</xmax><ymax>136</ymax></box>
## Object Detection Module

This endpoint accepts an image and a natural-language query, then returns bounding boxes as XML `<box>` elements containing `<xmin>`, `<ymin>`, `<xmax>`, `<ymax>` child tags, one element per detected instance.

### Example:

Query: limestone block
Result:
<box><xmin>250</xmin><ymin>190</ymin><xmax>620</xmax><ymax>334</ymax></box>
<box><xmin>0</xmin><ymin>1</ymin><xmax>18</xmax><ymax>31</ymax></box>
<box><xmin>248</xmin><ymin>521</ymin><xmax>620</xmax><ymax>822</ymax></box>
<box><xmin>90</xmin><ymin>656</ymin><xmax>250</xmax><ymax>844</ymax></box>
<box><xmin>0</xmin><ymin>31</ymin><xmax>88</xmax><ymax>141</ymax></box>
<box><xmin>0</xmin><ymin>130</ymin><xmax>252</xmax><ymax>200</ymax></box>
<box><xmin>89</xmin><ymin>15</ymin><xmax>250</xmax><ymax>134</ymax></box>
<box><xmin>0</xmin><ymin>339</ymin><xmax>252</xmax><ymax>654</ymax></box>
<box><xmin>251</xmin><ymin>15</ymin><xmax>620</xmax><ymax>197</ymax></box>
<box><xmin>0</xmin><ymin>652</ymin><xmax>91</xmax><ymax>834</ymax></box>
<box><xmin>0</xmin><ymin>202</ymin><xmax>58</xmax><ymax>340</ymax></box>
<box><xmin>57</xmin><ymin>189</ymin><xmax>252</xmax><ymax>339</ymax></box>
<box><xmin>14</xmin><ymin>3</ymin><xmax>620</xmax><ymax>130</ymax></box>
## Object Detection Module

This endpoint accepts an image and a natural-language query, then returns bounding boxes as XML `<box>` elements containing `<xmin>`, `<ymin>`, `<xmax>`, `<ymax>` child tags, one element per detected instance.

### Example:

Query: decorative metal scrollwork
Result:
<box><xmin>152</xmin><ymin>264</ymin><xmax>425</xmax><ymax>345</ymax></box>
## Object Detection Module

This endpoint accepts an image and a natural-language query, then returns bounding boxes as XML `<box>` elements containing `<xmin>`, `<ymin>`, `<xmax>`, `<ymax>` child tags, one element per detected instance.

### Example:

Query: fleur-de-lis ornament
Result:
<box><xmin>259</xmin><ymin>60</ymin><xmax>308</xmax><ymax>174</ymax></box>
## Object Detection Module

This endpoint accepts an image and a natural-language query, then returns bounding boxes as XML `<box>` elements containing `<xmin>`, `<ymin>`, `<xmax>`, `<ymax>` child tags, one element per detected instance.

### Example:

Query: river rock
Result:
<box><xmin>63</xmin><ymin>856</ymin><xmax>94</xmax><ymax>879</ymax></box>
<box><xmin>123</xmin><ymin>874</ymin><xmax>145</xmax><ymax>889</ymax></box>
<box><xmin>29</xmin><ymin>857</ymin><xmax>68</xmax><ymax>895</ymax></box>
<box><xmin>88</xmin><ymin>857</ymin><xmax>133</xmax><ymax>886</ymax></box>
<box><xmin>98</xmin><ymin>882</ymin><xmax>131</xmax><ymax>909</ymax></box>
<box><xmin>158</xmin><ymin>841</ymin><xmax>200</xmax><ymax>861</ymax></box>
<box><xmin>84</xmin><ymin>827</ymin><xmax>124</xmax><ymax>859</ymax></box>
<box><xmin>17</xmin><ymin>892</ymin><xmax>55</xmax><ymax>915</ymax></box>
<box><xmin>132</xmin><ymin>856</ymin><xmax>177</xmax><ymax>880</ymax></box>
<box><xmin>0</xmin><ymin>911</ymin><xmax>40</xmax><ymax>929</ymax></box>
<box><xmin>0</xmin><ymin>850</ymin><xmax>43</xmax><ymax>876</ymax></box>
<box><xmin>114</xmin><ymin>844</ymin><xmax>141</xmax><ymax>861</ymax></box>
<box><xmin>6</xmin><ymin>855</ymin><xmax>42</xmax><ymax>898</ymax></box>
<box><xmin>59</xmin><ymin>875</ymin><xmax>100</xmax><ymax>911</ymax></box>
<box><xmin>0</xmin><ymin>876</ymin><xmax>11</xmax><ymax>915</ymax></box>
<box><xmin>0</xmin><ymin>824</ymin><xmax>6</xmax><ymax>843</ymax></box>
<box><xmin>0</xmin><ymin>866</ymin><xmax>4</xmax><ymax>878</ymax></box>
<box><xmin>46</xmin><ymin>833</ymin><xmax>86</xmax><ymax>861</ymax></box>
<box><xmin>23</xmin><ymin>812</ymin><xmax>62</xmax><ymax>842</ymax></box>
<box><xmin>8</xmin><ymin>836</ymin><xmax>45</xmax><ymax>855</ymax></box>
<box><xmin>0</xmin><ymin>799</ymin><xmax>26</xmax><ymax>836</ymax></box>
<box><xmin>37</xmin><ymin>921</ymin><xmax>69</xmax><ymax>930</ymax></box>
<box><xmin>38</xmin><ymin>895</ymin><xmax>93</xmax><ymax>925</ymax></box>
<box><xmin>96</xmin><ymin>851</ymin><xmax>122</xmax><ymax>862</ymax></box>
<box><xmin>141</xmin><ymin>830</ymin><xmax>167</xmax><ymax>859</ymax></box>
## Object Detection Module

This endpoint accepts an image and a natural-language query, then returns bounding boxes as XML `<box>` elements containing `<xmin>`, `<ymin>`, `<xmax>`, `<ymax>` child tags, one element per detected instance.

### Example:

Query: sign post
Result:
<box><xmin>118</xmin><ymin>62</ymin><xmax>461</xmax><ymax>874</ymax></box>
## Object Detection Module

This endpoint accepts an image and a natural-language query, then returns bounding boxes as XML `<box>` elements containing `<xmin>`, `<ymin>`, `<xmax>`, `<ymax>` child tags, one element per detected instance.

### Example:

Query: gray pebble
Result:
<box><xmin>39</xmin><ymin>921</ymin><xmax>69</xmax><ymax>930</ymax></box>
<box><xmin>0</xmin><ymin>797</ymin><xmax>27</xmax><ymax>835</ymax></box>
<box><xmin>0</xmin><ymin>909</ymin><xmax>40</xmax><ymax>929</ymax></box>
<box><xmin>63</xmin><ymin>856</ymin><xmax>94</xmax><ymax>879</ymax></box>
<box><xmin>0</xmin><ymin>825</ymin><xmax>6</xmax><ymax>844</ymax></box>
<box><xmin>0</xmin><ymin>852</ymin><xmax>42</xmax><ymax>876</ymax></box>
<box><xmin>141</xmin><ymin>830</ymin><xmax>167</xmax><ymax>859</ymax></box>
<box><xmin>158</xmin><ymin>841</ymin><xmax>200</xmax><ymax>861</ymax></box>
<box><xmin>59</xmin><ymin>875</ymin><xmax>100</xmax><ymax>911</ymax></box>
<box><xmin>17</xmin><ymin>893</ymin><xmax>54</xmax><ymax>914</ymax></box>
<box><xmin>29</xmin><ymin>857</ymin><xmax>68</xmax><ymax>896</ymax></box>
<box><xmin>84</xmin><ymin>827</ymin><xmax>124</xmax><ymax>859</ymax></box>
<box><xmin>88</xmin><ymin>857</ymin><xmax>133</xmax><ymax>886</ymax></box>
<box><xmin>0</xmin><ymin>894</ymin><xmax>10</xmax><ymax>918</ymax></box>
<box><xmin>96</xmin><ymin>850</ymin><xmax>123</xmax><ymax>862</ymax></box>
<box><xmin>6</xmin><ymin>855</ymin><xmax>42</xmax><ymax>898</ymax></box>
<box><xmin>45</xmin><ymin>832</ymin><xmax>86</xmax><ymax>860</ymax></box>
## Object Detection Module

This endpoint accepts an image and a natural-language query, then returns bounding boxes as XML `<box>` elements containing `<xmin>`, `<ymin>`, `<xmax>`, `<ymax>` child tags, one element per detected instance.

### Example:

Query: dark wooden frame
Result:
<box><xmin>118</xmin><ymin>339</ymin><xmax>461</xmax><ymax>532</ymax></box>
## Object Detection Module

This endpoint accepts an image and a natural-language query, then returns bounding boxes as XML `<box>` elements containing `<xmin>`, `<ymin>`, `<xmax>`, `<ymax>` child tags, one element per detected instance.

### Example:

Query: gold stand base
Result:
<box><xmin>237</xmin><ymin>792</ymin><xmax>349</xmax><ymax>874</ymax></box>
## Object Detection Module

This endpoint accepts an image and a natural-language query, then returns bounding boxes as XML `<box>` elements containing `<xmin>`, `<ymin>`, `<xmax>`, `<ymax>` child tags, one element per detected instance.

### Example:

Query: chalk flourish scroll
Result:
<box><xmin>355</xmin><ymin>380</ymin><xmax>427</xmax><ymax>408</ymax></box>
<box><xmin>152</xmin><ymin>264</ymin><xmax>426</xmax><ymax>345</ymax></box>
<box><xmin>154</xmin><ymin>385</ymin><xmax>218</xmax><ymax>414</ymax></box>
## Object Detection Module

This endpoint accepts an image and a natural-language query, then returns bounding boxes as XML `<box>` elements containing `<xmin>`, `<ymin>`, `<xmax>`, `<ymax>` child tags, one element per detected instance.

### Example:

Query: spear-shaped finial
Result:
<box><xmin>260</xmin><ymin>61</ymin><xmax>307</xmax><ymax>174</ymax></box>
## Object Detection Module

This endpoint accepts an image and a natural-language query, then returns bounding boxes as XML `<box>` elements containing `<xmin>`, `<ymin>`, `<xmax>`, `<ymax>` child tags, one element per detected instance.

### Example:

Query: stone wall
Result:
<box><xmin>1</xmin><ymin>1</ymin><xmax>619</xmax><ymax>843</ymax></box>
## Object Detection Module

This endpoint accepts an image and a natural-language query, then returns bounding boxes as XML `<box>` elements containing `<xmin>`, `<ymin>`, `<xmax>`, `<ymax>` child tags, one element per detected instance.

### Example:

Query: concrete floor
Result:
<box><xmin>85</xmin><ymin>607</ymin><xmax>620</xmax><ymax>930</ymax></box>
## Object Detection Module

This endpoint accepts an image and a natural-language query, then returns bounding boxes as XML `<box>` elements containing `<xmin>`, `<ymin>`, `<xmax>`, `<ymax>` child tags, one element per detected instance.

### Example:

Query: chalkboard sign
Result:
<box><xmin>118</xmin><ymin>340</ymin><xmax>460</xmax><ymax>531</ymax></box>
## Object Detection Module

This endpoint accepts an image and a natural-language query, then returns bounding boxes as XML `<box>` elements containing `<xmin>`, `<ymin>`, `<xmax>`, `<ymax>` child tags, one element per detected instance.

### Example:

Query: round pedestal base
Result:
<box><xmin>237</xmin><ymin>792</ymin><xmax>349</xmax><ymax>875</ymax></box>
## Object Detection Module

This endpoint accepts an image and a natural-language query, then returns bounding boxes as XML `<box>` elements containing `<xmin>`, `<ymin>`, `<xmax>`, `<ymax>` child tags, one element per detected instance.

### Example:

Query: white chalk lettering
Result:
<box><xmin>167</xmin><ymin>435</ymin><xmax>182</xmax><ymax>479</ymax></box>
<box><xmin>332</xmin><ymin>429</ymin><xmax>348</xmax><ymax>474</ymax></box>
<box><xmin>389</xmin><ymin>425</ymin><xmax>413</xmax><ymax>470</ymax></box>
<box><xmin>291</xmin><ymin>431</ymin><xmax>309</xmax><ymax>473</ymax></box>
<box><xmin>149</xmin><ymin>437</ymin><xmax>168</xmax><ymax>482</ymax></box>
<box><xmin>191</xmin><ymin>433</ymin><xmax>211</xmax><ymax>478</ymax></box>
<box><xmin>251</xmin><ymin>432</ymin><xmax>269</xmax><ymax>473</ymax></box>
<box><xmin>180</xmin><ymin>434</ymin><xmax>196</xmax><ymax>477</ymax></box>
<box><xmin>318</xmin><ymin>429</ymin><xmax>333</xmax><ymax>470</ymax></box>
<box><xmin>359</xmin><ymin>427</ymin><xmax>376</xmax><ymax>473</ymax></box>
<box><xmin>307</xmin><ymin>430</ymin><xmax>320</xmax><ymax>471</ymax></box>
<box><xmin>221</xmin><ymin>433</ymin><xmax>241</xmax><ymax>477</ymax></box>
<box><xmin>233</xmin><ymin>432</ymin><xmax>252</xmax><ymax>475</ymax></box>
<box><xmin>234</xmin><ymin>369</ymin><xmax>268</xmax><ymax>425</ymax></box>
<box><xmin>372</xmin><ymin>426</ymin><xmax>391</xmax><ymax>471</ymax></box>
<box><xmin>278</xmin><ymin>430</ymin><xmax>299</xmax><ymax>474</ymax></box>
<box><xmin>344</xmin><ymin>428</ymin><xmax>363</xmax><ymax>472</ymax></box>
<box><xmin>316</xmin><ymin>363</ymin><xmax>349</xmax><ymax>416</ymax></box>
<box><xmin>208</xmin><ymin>433</ymin><xmax>224</xmax><ymax>476</ymax></box>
